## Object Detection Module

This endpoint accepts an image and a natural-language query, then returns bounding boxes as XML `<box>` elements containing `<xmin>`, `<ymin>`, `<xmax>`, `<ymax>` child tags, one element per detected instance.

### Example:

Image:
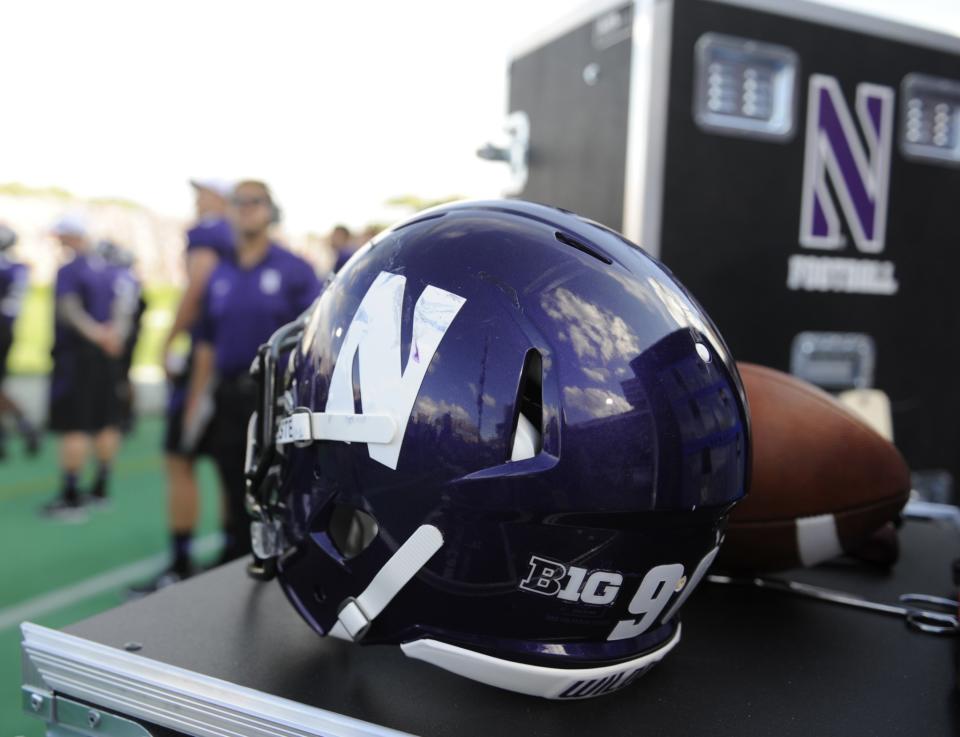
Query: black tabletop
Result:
<box><xmin>67</xmin><ymin>520</ymin><xmax>960</xmax><ymax>736</ymax></box>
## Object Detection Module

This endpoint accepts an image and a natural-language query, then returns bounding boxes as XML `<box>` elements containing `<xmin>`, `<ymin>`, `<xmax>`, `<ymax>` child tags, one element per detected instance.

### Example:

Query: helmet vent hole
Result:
<box><xmin>328</xmin><ymin>504</ymin><xmax>379</xmax><ymax>560</ymax></box>
<box><xmin>554</xmin><ymin>231</ymin><xmax>612</xmax><ymax>265</ymax></box>
<box><xmin>391</xmin><ymin>210</ymin><xmax>447</xmax><ymax>232</ymax></box>
<box><xmin>510</xmin><ymin>350</ymin><xmax>544</xmax><ymax>462</ymax></box>
<box><xmin>351</xmin><ymin>348</ymin><xmax>363</xmax><ymax>415</ymax></box>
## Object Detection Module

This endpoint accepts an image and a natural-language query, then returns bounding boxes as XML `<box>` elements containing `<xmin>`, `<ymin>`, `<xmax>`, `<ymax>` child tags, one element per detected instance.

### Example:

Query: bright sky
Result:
<box><xmin>1</xmin><ymin>0</ymin><xmax>958</xmax><ymax>233</ymax></box>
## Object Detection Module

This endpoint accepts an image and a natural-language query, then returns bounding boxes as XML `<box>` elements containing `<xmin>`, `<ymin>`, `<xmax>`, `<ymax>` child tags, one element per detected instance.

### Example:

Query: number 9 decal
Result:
<box><xmin>606</xmin><ymin>546</ymin><xmax>719</xmax><ymax>641</ymax></box>
<box><xmin>607</xmin><ymin>563</ymin><xmax>684</xmax><ymax>641</ymax></box>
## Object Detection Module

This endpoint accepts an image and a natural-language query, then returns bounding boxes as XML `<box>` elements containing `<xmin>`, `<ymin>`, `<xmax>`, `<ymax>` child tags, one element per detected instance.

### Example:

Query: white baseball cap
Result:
<box><xmin>190</xmin><ymin>177</ymin><xmax>234</xmax><ymax>199</ymax></box>
<box><xmin>51</xmin><ymin>213</ymin><xmax>89</xmax><ymax>238</ymax></box>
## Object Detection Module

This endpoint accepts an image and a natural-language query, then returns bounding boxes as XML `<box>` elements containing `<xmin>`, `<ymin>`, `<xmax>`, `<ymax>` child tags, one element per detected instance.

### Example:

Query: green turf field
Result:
<box><xmin>0</xmin><ymin>416</ymin><xmax>223</xmax><ymax>736</ymax></box>
<box><xmin>7</xmin><ymin>284</ymin><xmax>182</xmax><ymax>376</ymax></box>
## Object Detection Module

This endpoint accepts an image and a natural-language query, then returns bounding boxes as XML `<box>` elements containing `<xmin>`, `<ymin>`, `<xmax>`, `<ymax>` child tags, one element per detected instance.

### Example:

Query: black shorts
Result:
<box><xmin>163</xmin><ymin>398</ymin><xmax>215</xmax><ymax>457</ymax></box>
<box><xmin>0</xmin><ymin>321</ymin><xmax>12</xmax><ymax>385</ymax></box>
<box><xmin>208</xmin><ymin>376</ymin><xmax>259</xmax><ymax>532</ymax></box>
<box><xmin>48</xmin><ymin>343</ymin><xmax>122</xmax><ymax>434</ymax></box>
<box><xmin>116</xmin><ymin>373</ymin><xmax>134</xmax><ymax>435</ymax></box>
<box><xmin>209</xmin><ymin>376</ymin><xmax>259</xmax><ymax>454</ymax></box>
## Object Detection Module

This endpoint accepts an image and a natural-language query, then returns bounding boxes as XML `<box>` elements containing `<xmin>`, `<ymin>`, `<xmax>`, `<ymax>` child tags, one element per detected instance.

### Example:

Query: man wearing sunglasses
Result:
<box><xmin>183</xmin><ymin>180</ymin><xmax>321</xmax><ymax>563</ymax></box>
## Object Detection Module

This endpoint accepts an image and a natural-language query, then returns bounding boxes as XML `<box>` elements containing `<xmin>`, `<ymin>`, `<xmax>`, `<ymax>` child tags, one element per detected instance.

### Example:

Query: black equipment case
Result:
<box><xmin>19</xmin><ymin>520</ymin><xmax>960</xmax><ymax>736</ymax></box>
<box><xmin>485</xmin><ymin>0</ymin><xmax>960</xmax><ymax>483</ymax></box>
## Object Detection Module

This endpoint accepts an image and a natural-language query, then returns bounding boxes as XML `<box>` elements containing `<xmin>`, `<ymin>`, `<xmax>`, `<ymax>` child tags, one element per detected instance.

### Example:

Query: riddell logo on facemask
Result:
<box><xmin>519</xmin><ymin>555</ymin><xmax>623</xmax><ymax>606</ymax></box>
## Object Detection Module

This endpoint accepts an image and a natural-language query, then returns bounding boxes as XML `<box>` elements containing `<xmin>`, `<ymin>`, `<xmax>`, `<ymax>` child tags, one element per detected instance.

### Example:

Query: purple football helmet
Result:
<box><xmin>245</xmin><ymin>200</ymin><xmax>749</xmax><ymax>699</ymax></box>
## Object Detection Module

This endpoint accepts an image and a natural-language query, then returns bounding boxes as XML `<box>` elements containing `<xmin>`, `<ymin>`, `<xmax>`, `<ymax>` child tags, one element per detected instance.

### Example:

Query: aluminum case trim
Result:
<box><xmin>622</xmin><ymin>0</ymin><xmax>672</xmax><ymax>253</ymax></box>
<box><xmin>21</xmin><ymin>622</ymin><xmax>412</xmax><ymax>737</ymax></box>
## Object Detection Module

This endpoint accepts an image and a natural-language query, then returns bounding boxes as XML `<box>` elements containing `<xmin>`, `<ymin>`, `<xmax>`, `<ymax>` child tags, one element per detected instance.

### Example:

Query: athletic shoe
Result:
<box><xmin>39</xmin><ymin>496</ymin><xmax>87</xmax><ymax>523</ymax></box>
<box><xmin>127</xmin><ymin>565</ymin><xmax>193</xmax><ymax>599</ymax></box>
<box><xmin>83</xmin><ymin>492</ymin><xmax>111</xmax><ymax>510</ymax></box>
<box><xmin>83</xmin><ymin>474</ymin><xmax>111</xmax><ymax>508</ymax></box>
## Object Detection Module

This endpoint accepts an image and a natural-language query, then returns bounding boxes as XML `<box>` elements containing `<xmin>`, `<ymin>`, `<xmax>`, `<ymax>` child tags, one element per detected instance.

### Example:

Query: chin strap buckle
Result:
<box><xmin>336</xmin><ymin>597</ymin><xmax>373</xmax><ymax>641</ymax></box>
<box><xmin>275</xmin><ymin>409</ymin><xmax>396</xmax><ymax>447</ymax></box>
<box><xmin>247</xmin><ymin>519</ymin><xmax>285</xmax><ymax>582</ymax></box>
<box><xmin>328</xmin><ymin>524</ymin><xmax>444</xmax><ymax>642</ymax></box>
<box><xmin>247</xmin><ymin>556</ymin><xmax>278</xmax><ymax>581</ymax></box>
<box><xmin>251</xmin><ymin>519</ymin><xmax>283</xmax><ymax>559</ymax></box>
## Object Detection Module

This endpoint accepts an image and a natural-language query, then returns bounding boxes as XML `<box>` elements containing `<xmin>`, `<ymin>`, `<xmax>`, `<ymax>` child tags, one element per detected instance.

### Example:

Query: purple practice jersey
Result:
<box><xmin>196</xmin><ymin>244</ymin><xmax>321</xmax><ymax>380</ymax></box>
<box><xmin>187</xmin><ymin>216</ymin><xmax>235</xmax><ymax>264</ymax></box>
<box><xmin>166</xmin><ymin>216</ymin><xmax>236</xmax><ymax>414</ymax></box>
<box><xmin>0</xmin><ymin>254</ymin><xmax>28</xmax><ymax>329</ymax></box>
<box><xmin>53</xmin><ymin>253</ymin><xmax>114</xmax><ymax>353</ymax></box>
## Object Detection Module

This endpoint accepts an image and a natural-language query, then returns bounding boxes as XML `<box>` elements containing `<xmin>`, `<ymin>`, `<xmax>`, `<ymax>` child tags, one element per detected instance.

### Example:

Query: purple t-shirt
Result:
<box><xmin>54</xmin><ymin>252</ymin><xmax>114</xmax><ymax>353</ymax></box>
<box><xmin>333</xmin><ymin>247</ymin><xmax>357</xmax><ymax>273</ymax></box>
<box><xmin>0</xmin><ymin>255</ymin><xmax>28</xmax><ymax>329</ymax></box>
<box><xmin>187</xmin><ymin>216</ymin><xmax>235</xmax><ymax>263</ymax></box>
<box><xmin>196</xmin><ymin>244</ymin><xmax>321</xmax><ymax>380</ymax></box>
<box><xmin>167</xmin><ymin>218</ymin><xmax>234</xmax><ymax>413</ymax></box>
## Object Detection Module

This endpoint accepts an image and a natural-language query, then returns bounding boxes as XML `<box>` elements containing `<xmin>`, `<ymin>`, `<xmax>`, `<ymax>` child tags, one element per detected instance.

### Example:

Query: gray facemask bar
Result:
<box><xmin>244</xmin><ymin>309</ymin><xmax>312</xmax><ymax>579</ymax></box>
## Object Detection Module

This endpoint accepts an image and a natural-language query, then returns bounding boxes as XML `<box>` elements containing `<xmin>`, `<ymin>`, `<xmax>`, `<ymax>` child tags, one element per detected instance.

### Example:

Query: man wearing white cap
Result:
<box><xmin>136</xmin><ymin>178</ymin><xmax>235</xmax><ymax>588</ymax></box>
<box><xmin>42</xmin><ymin>214</ymin><xmax>123</xmax><ymax>519</ymax></box>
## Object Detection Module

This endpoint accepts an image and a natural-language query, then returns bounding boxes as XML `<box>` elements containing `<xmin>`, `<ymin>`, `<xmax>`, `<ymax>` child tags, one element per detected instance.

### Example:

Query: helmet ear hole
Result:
<box><xmin>510</xmin><ymin>349</ymin><xmax>543</xmax><ymax>462</ymax></box>
<box><xmin>328</xmin><ymin>504</ymin><xmax>380</xmax><ymax>560</ymax></box>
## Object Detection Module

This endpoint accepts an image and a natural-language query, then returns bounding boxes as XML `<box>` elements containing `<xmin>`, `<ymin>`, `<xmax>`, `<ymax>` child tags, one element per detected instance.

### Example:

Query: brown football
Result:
<box><xmin>716</xmin><ymin>363</ymin><xmax>911</xmax><ymax>573</ymax></box>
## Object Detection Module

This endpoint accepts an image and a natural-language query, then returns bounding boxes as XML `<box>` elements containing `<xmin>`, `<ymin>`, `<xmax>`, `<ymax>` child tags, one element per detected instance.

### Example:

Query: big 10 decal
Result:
<box><xmin>519</xmin><ymin>547</ymin><xmax>720</xmax><ymax>641</ymax></box>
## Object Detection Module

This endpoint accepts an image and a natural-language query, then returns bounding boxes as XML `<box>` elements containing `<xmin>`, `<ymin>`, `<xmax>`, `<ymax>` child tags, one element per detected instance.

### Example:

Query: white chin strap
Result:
<box><xmin>328</xmin><ymin>525</ymin><xmax>443</xmax><ymax>642</ymax></box>
<box><xmin>276</xmin><ymin>410</ymin><xmax>396</xmax><ymax>446</ymax></box>
<box><xmin>278</xmin><ymin>408</ymin><xmax>542</xmax><ymax>463</ymax></box>
<box><xmin>324</xmin><ymin>521</ymin><xmax>677</xmax><ymax>700</ymax></box>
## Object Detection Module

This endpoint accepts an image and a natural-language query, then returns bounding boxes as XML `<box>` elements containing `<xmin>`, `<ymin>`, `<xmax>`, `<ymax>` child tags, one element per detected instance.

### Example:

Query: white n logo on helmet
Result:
<box><xmin>325</xmin><ymin>270</ymin><xmax>466</xmax><ymax>470</ymax></box>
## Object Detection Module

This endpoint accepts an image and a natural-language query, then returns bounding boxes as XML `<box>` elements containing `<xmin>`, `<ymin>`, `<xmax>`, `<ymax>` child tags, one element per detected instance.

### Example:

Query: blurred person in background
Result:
<box><xmin>0</xmin><ymin>223</ymin><xmax>40</xmax><ymax>459</ymax></box>
<box><xmin>97</xmin><ymin>240</ymin><xmax>146</xmax><ymax>434</ymax></box>
<box><xmin>360</xmin><ymin>223</ymin><xmax>384</xmax><ymax>245</ymax></box>
<box><xmin>184</xmin><ymin>180</ymin><xmax>321</xmax><ymax>562</ymax></box>
<box><xmin>136</xmin><ymin>179</ymin><xmax>235</xmax><ymax>591</ymax></box>
<box><xmin>42</xmin><ymin>214</ymin><xmax>124</xmax><ymax>520</ymax></box>
<box><xmin>330</xmin><ymin>224</ymin><xmax>355</xmax><ymax>273</ymax></box>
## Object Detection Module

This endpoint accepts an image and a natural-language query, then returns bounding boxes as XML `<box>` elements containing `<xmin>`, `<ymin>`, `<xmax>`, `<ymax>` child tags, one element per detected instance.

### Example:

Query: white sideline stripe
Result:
<box><xmin>0</xmin><ymin>533</ymin><xmax>220</xmax><ymax>632</ymax></box>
